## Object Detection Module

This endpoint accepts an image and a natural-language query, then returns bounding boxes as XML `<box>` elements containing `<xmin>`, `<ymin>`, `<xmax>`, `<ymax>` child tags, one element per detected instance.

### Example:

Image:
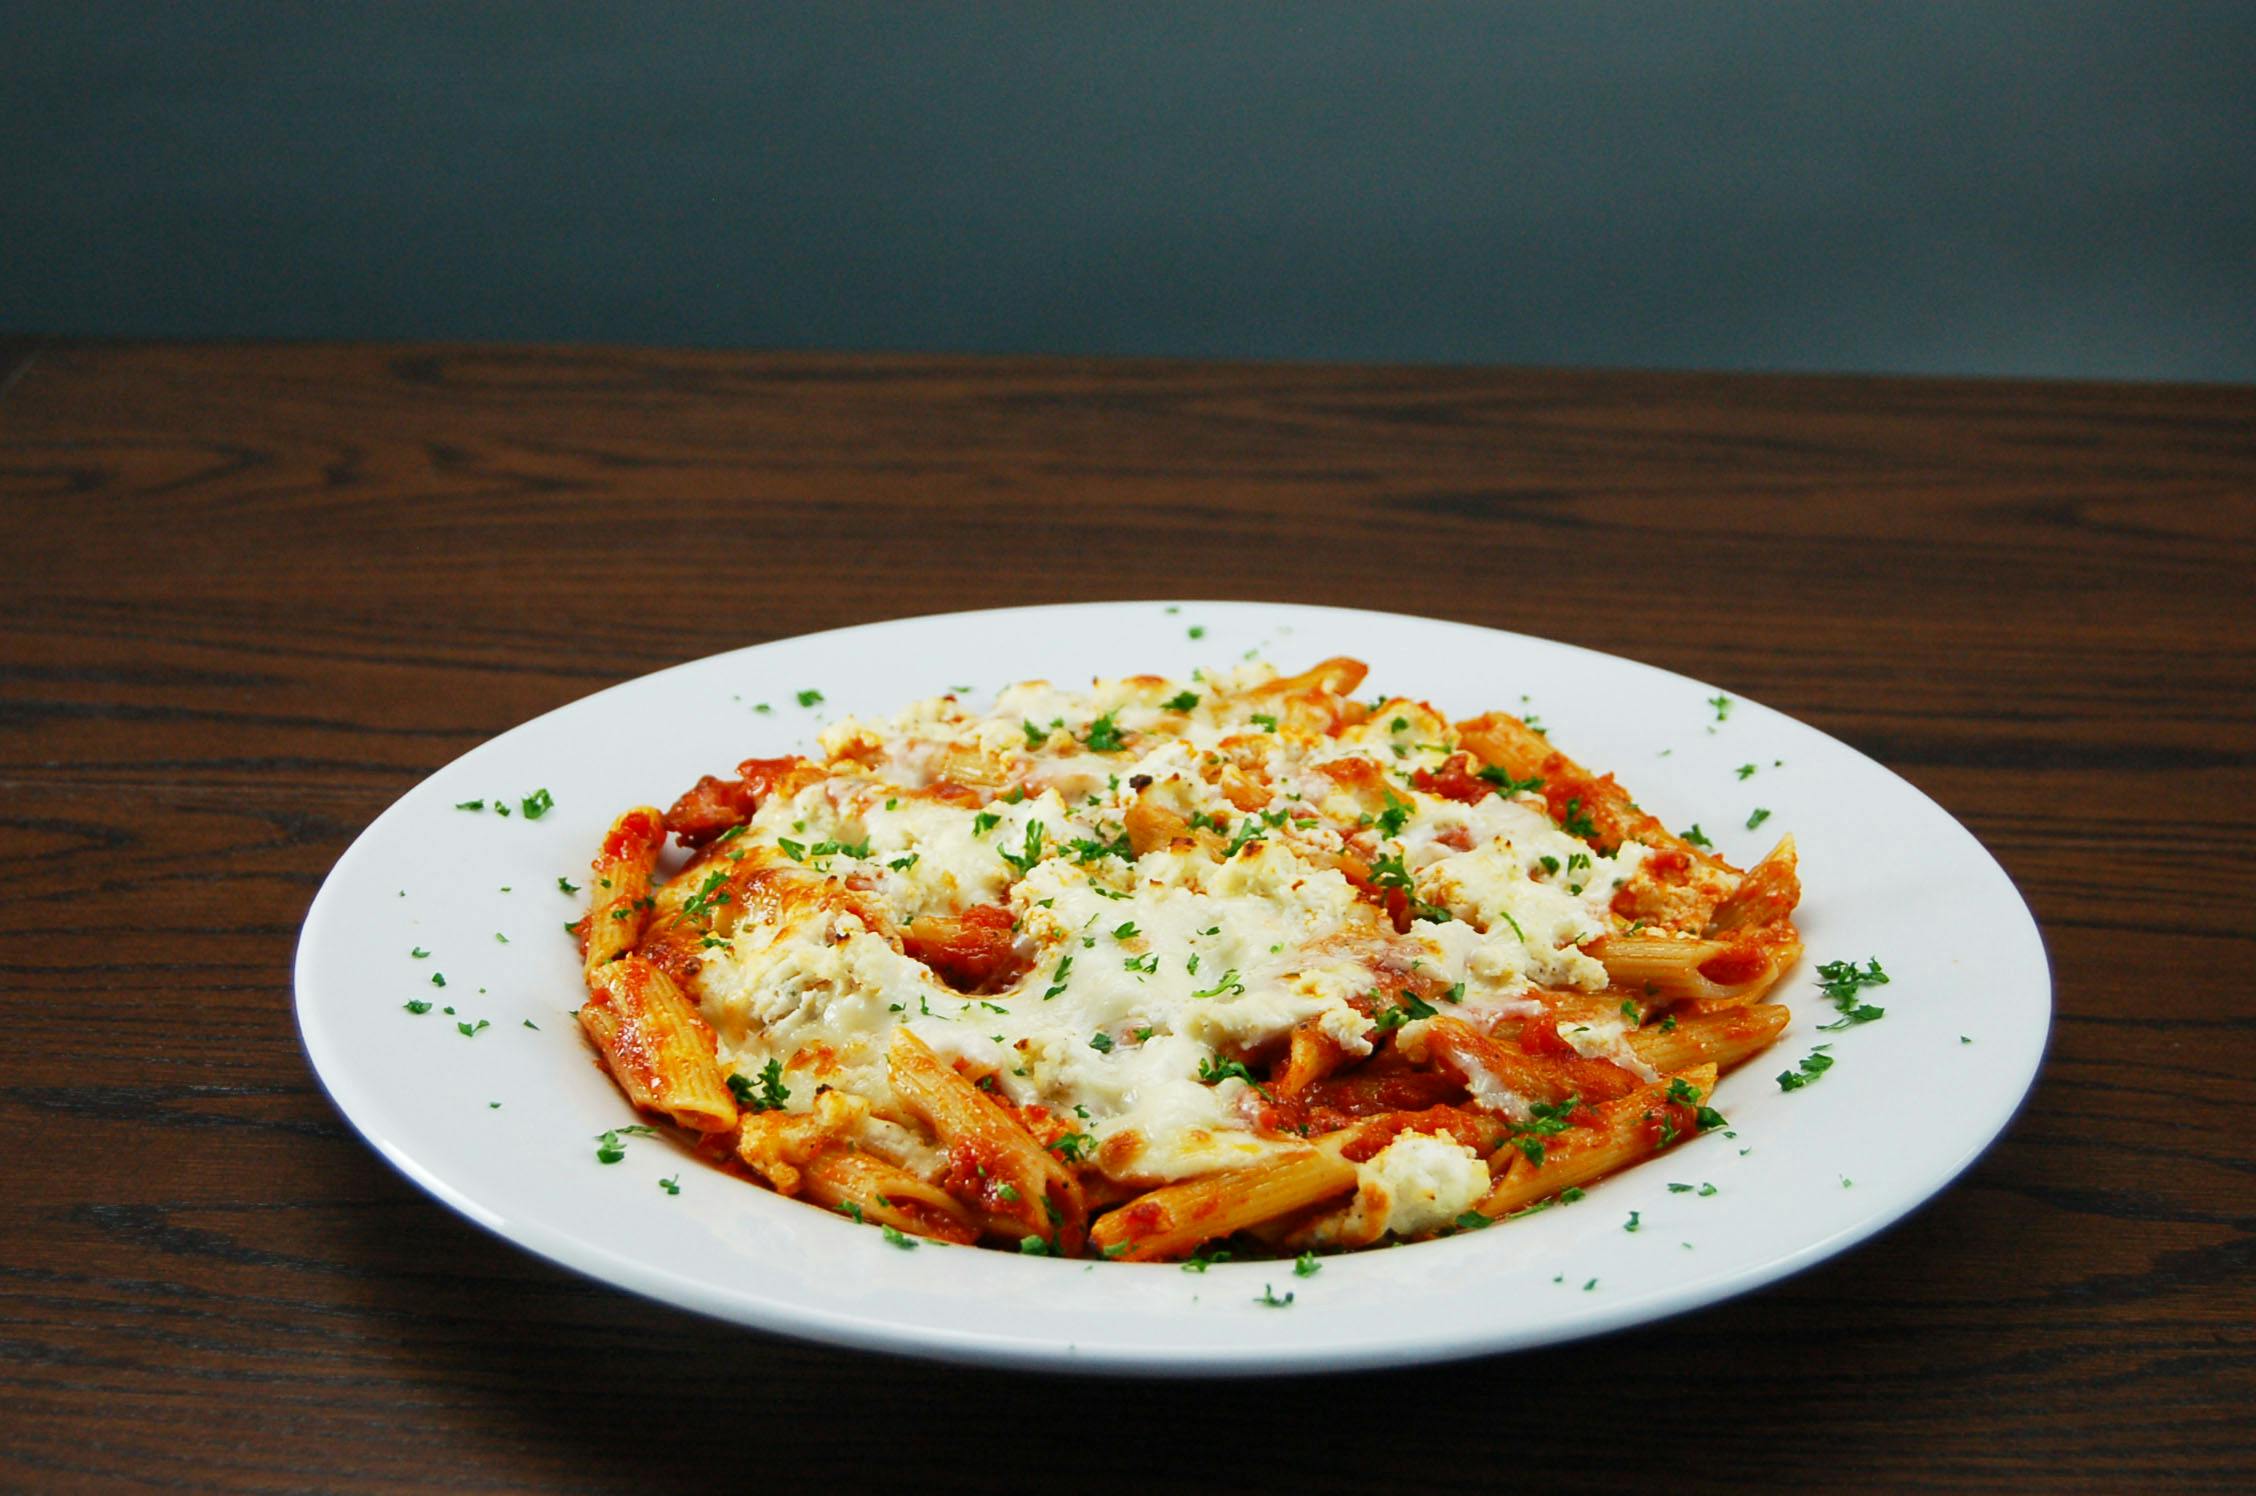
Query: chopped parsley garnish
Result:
<box><xmin>1000</xmin><ymin>821</ymin><xmax>1047</xmax><ymax>876</ymax></box>
<box><xmin>1111</xmin><ymin>921</ymin><xmax>1140</xmax><ymax>940</ymax></box>
<box><xmin>1478</xmin><ymin>764</ymin><xmax>1544</xmax><ymax>797</ymax></box>
<box><xmin>1021</xmin><ymin>720</ymin><xmax>1048</xmax><ymax>749</ymax></box>
<box><xmin>410</xmin><ymin>946</ymin><xmax>429</xmax><ymax>958</ymax></box>
<box><xmin>970</xmin><ymin>811</ymin><xmax>1000</xmax><ymax>837</ymax></box>
<box><xmin>883</xmin><ymin>1225</ymin><xmax>919</xmax><ymax>1249</ymax></box>
<box><xmin>520</xmin><ymin>788</ymin><xmax>555</xmax><ymax>820</ymax></box>
<box><xmin>1123</xmin><ymin>952</ymin><xmax>1159</xmax><ymax>975</ymax></box>
<box><xmin>1680</xmin><ymin>824</ymin><xmax>1713</xmax><ymax>849</ymax></box>
<box><xmin>658</xmin><ymin>1175</ymin><xmax>680</xmax><ymax>1195</ymax></box>
<box><xmin>1376</xmin><ymin>790</ymin><xmax>1411</xmax><ymax>838</ymax></box>
<box><xmin>727</xmin><ymin>1058</ymin><xmax>790</xmax><ymax>1113</ymax></box>
<box><xmin>1067</xmin><ymin>832</ymin><xmax>1133</xmax><ymax>864</ymax></box>
<box><xmin>1735</xmin><ymin>763</ymin><xmax>1757</xmax><ymax>780</ymax></box>
<box><xmin>1777</xmin><ymin>1048</ymin><xmax>1836</xmax><ymax>1091</ymax></box>
<box><xmin>1707</xmin><ymin>694</ymin><xmax>1732</xmax><ymax>722</ymax></box>
<box><xmin>888</xmin><ymin>852</ymin><xmax>919</xmax><ymax>871</ymax></box>
<box><xmin>1815</xmin><ymin>957</ymin><xmax>1890</xmax><ymax>1030</ymax></box>
<box><xmin>1081</xmin><ymin>713</ymin><xmax>1128</xmax><ymax>752</ymax></box>
<box><xmin>1504</xmin><ymin>1096</ymin><xmax>1582</xmax><ymax>1165</ymax></box>
<box><xmin>1559</xmin><ymin>797</ymin><xmax>1598</xmax><ymax>840</ymax></box>
<box><xmin>404</xmin><ymin>999</ymin><xmax>432</xmax><ymax>1014</ymax></box>
<box><xmin>777</xmin><ymin>837</ymin><xmax>807</xmax><ymax>861</ymax></box>
<box><xmin>1368</xmin><ymin>849</ymin><xmax>1452</xmax><ymax>922</ymax></box>
<box><xmin>1089</xmin><ymin>1032</ymin><xmax>1115</xmax><ymax>1053</ymax></box>
<box><xmin>429</xmin><ymin>972</ymin><xmax>446</xmax><ymax>987</ymax></box>
<box><xmin>1183</xmin><ymin>1244</ymin><xmax>1232</xmax><ymax>1273</ymax></box>
<box><xmin>796</xmin><ymin>689</ymin><xmax>824</xmax><ymax>707</ymax></box>
<box><xmin>1294</xmin><ymin>1251</ymin><xmax>1322</xmax><ymax>1277</ymax></box>
<box><xmin>1190</xmin><ymin>967</ymin><xmax>1245</xmax><ymax>999</ymax></box>
<box><xmin>556</xmin><ymin>876</ymin><xmax>579</xmax><ymax>894</ymax></box>
<box><xmin>1495</xmin><ymin>909</ymin><xmax>1528</xmax><ymax>943</ymax></box>
<box><xmin>1746</xmin><ymin>807</ymin><xmax>1772</xmax><ymax>831</ymax></box>
<box><xmin>1251</xmin><ymin>712</ymin><xmax>1279</xmax><ymax>733</ymax></box>
<box><xmin>1623</xmin><ymin>1211</ymin><xmax>1641</xmax><ymax>1233</ymax></box>
<box><xmin>454</xmin><ymin>799</ymin><xmax>486</xmax><ymax>811</ymax></box>
<box><xmin>1196</xmin><ymin>1056</ymin><xmax>1271</xmax><ymax>1099</ymax></box>
<box><xmin>1453</xmin><ymin>1210</ymin><xmax>1493</xmax><ymax>1233</ymax></box>
<box><xmin>1255</xmin><ymin>1284</ymin><xmax>1295</xmax><ymax>1308</ymax></box>
<box><xmin>1371</xmin><ymin>990</ymin><xmax>1439</xmax><ymax>1032</ymax></box>
<box><xmin>1048</xmin><ymin>1132</ymin><xmax>1095</xmax><ymax>1163</ymax></box>
<box><xmin>594</xmin><ymin>1130</ymin><xmax>629</xmax><ymax>1164</ymax></box>
<box><xmin>1664</xmin><ymin>1074</ymin><xmax>1729</xmax><ymax>1132</ymax></box>
<box><xmin>1187</xmin><ymin>625</ymin><xmax>1206</xmax><ymax>639</ymax></box>
<box><xmin>1042</xmin><ymin>953</ymin><xmax>1074</xmax><ymax>999</ymax></box>
<box><xmin>1163</xmin><ymin>691</ymin><xmax>1200</xmax><ymax>712</ymax></box>
<box><xmin>835</xmin><ymin>1200</ymin><xmax>865</xmax><ymax>1223</ymax></box>
<box><xmin>680</xmin><ymin>868</ymin><xmax>734</xmax><ymax>923</ymax></box>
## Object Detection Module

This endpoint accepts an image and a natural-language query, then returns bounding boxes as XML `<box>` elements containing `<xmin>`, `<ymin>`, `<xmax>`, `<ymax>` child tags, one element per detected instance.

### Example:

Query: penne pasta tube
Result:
<box><xmin>887</xmin><ymin>1030</ymin><xmax>1087</xmax><ymax>1254</ymax></box>
<box><xmin>800</xmin><ymin>1149</ymin><xmax>982</xmax><ymax>1245</ymax></box>
<box><xmin>1595</xmin><ymin>933</ymin><xmax>1790</xmax><ymax>1007</ymax></box>
<box><xmin>1625</xmin><ymin>1003</ymin><xmax>1791</xmax><ymax>1073</ymax></box>
<box><xmin>1274</xmin><ymin>1018</ymin><xmax>1352</xmax><ymax>1098</ymax></box>
<box><xmin>579</xmin><ymin>955</ymin><xmax>739</xmax><ymax>1132</ymax></box>
<box><xmin>1706</xmin><ymin>835</ymin><xmax>1801</xmax><ymax>935</ymax></box>
<box><xmin>1475</xmin><ymin>1064</ymin><xmax>1719</xmax><ymax>1217</ymax></box>
<box><xmin>1088</xmin><ymin>1148</ymin><xmax>1358</xmax><ymax>1261</ymax></box>
<box><xmin>579</xmin><ymin>806</ymin><xmax>665</xmax><ymax>978</ymax></box>
<box><xmin>1250</xmin><ymin>656</ymin><xmax>1369</xmax><ymax>699</ymax></box>
<box><xmin>1419</xmin><ymin>1014</ymin><xmax>1642</xmax><ymax>1109</ymax></box>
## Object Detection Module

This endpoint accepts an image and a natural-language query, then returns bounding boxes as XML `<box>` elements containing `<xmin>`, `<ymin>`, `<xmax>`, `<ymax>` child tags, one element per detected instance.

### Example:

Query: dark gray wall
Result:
<box><xmin>6</xmin><ymin>2</ymin><xmax>2252</xmax><ymax>380</ymax></box>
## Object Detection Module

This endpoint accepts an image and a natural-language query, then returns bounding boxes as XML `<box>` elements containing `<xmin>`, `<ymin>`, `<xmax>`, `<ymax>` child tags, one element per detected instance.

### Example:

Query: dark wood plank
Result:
<box><xmin>1</xmin><ymin>342</ymin><xmax>2251</xmax><ymax>1492</ymax></box>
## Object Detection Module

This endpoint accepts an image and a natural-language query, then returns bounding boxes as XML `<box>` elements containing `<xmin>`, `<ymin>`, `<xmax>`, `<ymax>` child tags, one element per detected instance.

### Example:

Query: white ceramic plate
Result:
<box><xmin>296</xmin><ymin>601</ymin><xmax>2049</xmax><ymax>1374</ymax></box>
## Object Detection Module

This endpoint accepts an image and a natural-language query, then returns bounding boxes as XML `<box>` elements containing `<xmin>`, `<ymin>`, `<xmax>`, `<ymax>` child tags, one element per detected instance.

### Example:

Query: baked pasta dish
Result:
<box><xmin>568</xmin><ymin>658</ymin><xmax>1801</xmax><ymax>1260</ymax></box>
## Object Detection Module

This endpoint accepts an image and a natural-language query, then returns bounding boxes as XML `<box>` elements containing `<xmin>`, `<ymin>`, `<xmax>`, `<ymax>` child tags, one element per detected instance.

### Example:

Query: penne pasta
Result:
<box><xmin>1476</xmin><ymin>1064</ymin><xmax>1720</xmax><ymax>1218</ymax></box>
<box><xmin>887</xmin><ymin>1030</ymin><xmax>1087</xmax><ymax>1254</ymax></box>
<box><xmin>578</xmin><ymin>806</ymin><xmax>665</xmax><ymax>978</ymax></box>
<box><xmin>800</xmin><ymin>1149</ymin><xmax>983</xmax><ymax>1245</ymax></box>
<box><xmin>561</xmin><ymin>659</ymin><xmax>1802</xmax><ymax>1262</ymax></box>
<box><xmin>1595</xmin><ymin>932</ymin><xmax>1791</xmax><ymax>1007</ymax></box>
<box><xmin>579</xmin><ymin>955</ymin><xmax>738</xmax><ymax>1132</ymax></box>
<box><xmin>1625</xmin><ymin>1003</ymin><xmax>1791</xmax><ymax>1074</ymax></box>
<box><xmin>1089</xmin><ymin>1148</ymin><xmax>1358</xmax><ymax>1261</ymax></box>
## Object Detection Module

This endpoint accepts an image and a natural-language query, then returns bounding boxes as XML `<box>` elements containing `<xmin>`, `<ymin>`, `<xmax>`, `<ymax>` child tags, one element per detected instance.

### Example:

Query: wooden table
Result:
<box><xmin>4</xmin><ymin>341</ymin><xmax>2250</xmax><ymax>1492</ymax></box>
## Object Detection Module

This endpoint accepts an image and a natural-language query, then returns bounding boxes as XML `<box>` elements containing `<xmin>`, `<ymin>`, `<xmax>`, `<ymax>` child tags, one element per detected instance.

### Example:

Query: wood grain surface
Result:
<box><xmin>2</xmin><ymin>340</ymin><xmax>2251</xmax><ymax>1492</ymax></box>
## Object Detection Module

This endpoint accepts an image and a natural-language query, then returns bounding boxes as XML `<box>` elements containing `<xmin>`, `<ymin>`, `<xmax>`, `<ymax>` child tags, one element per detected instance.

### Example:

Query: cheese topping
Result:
<box><xmin>658</xmin><ymin>665</ymin><xmax>1651</xmax><ymax>1224</ymax></box>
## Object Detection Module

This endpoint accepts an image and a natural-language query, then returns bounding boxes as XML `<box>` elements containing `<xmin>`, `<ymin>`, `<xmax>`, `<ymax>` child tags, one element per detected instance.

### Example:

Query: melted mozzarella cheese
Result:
<box><xmin>688</xmin><ymin>665</ymin><xmax>1640</xmax><ymax>1198</ymax></box>
<box><xmin>1338</xmin><ymin>1132</ymin><xmax>1494</xmax><ymax>1242</ymax></box>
